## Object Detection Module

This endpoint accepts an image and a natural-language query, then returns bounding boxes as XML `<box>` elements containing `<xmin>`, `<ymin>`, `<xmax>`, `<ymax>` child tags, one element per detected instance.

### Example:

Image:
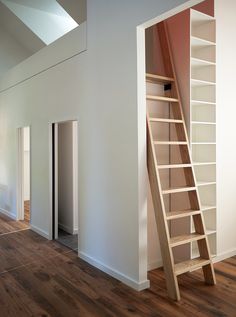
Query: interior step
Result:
<box><xmin>158</xmin><ymin>163</ymin><xmax>192</xmax><ymax>169</ymax></box>
<box><xmin>149</xmin><ymin>118</ymin><xmax>183</xmax><ymax>124</ymax></box>
<box><xmin>170</xmin><ymin>233</ymin><xmax>206</xmax><ymax>247</ymax></box>
<box><xmin>146</xmin><ymin>73</ymin><xmax>174</xmax><ymax>84</ymax></box>
<box><xmin>162</xmin><ymin>186</ymin><xmax>196</xmax><ymax>195</ymax></box>
<box><xmin>154</xmin><ymin>141</ymin><xmax>187</xmax><ymax>145</ymax></box>
<box><xmin>166</xmin><ymin>210</ymin><xmax>201</xmax><ymax>220</ymax></box>
<box><xmin>146</xmin><ymin>95</ymin><xmax>179</xmax><ymax>103</ymax></box>
<box><xmin>174</xmin><ymin>257</ymin><xmax>211</xmax><ymax>276</ymax></box>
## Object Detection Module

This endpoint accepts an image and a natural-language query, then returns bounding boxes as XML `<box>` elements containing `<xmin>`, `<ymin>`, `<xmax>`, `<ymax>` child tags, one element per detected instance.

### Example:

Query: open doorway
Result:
<box><xmin>52</xmin><ymin>120</ymin><xmax>78</xmax><ymax>251</ymax></box>
<box><xmin>18</xmin><ymin>126</ymin><xmax>31</xmax><ymax>224</ymax></box>
<box><xmin>144</xmin><ymin>0</ymin><xmax>215</xmax><ymax>272</ymax></box>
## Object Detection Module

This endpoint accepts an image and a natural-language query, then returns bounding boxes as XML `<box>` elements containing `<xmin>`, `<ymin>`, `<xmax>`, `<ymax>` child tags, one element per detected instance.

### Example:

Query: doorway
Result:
<box><xmin>52</xmin><ymin>120</ymin><xmax>78</xmax><ymax>251</ymax></box>
<box><xmin>143</xmin><ymin>0</ymin><xmax>215</xmax><ymax>271</ymax></box>
<box><xmin>18</xmin><ymin>126</ymin><xmax>31</xmax><ymax>224</ymax></box>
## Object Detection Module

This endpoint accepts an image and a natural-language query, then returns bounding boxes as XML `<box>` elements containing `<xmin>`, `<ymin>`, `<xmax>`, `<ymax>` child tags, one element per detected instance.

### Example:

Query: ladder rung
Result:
<box><xmin>166</xmin><ymin>210</ymin><xmax>201</xmax><ymax>220</ymax></box>
<box><xmin>197</xmin><ymin>181</ymin><xmax>216</xmax><ymax>187</ymax></box>
<box><xmin>146</xmin><ymin>95</ymin><xmax>179</xmax><ymax>103</ymax></box>
<box><xmin>170</xmin><ymin>233</ymin><xmax>206</xmax><ymax>247</ymax></box>
<box><xmin>154</xmin><ymin>141</ymin><xmax>187</xmax><ymax>145</ymax></box>
<box><xmin>201</xmin><ymin>205</ymin><xmax>216</xmax><ymax>211</ymax></box>
<box><xmin>146</xmin><ymin>73</ymin><xmax>174</xmax><ymax>84</ymax></box>
<box><xmin>174</xmin><ymin>257</ymin><xmax>211</xmax><ymax>276</ymax></box>
<box><xmin>162</xmin><ymin>186</ymin><xmax>196</xmax><ymax>195</ymax></box>
<box><xmin>149</xmin><ymin>118</ymin><xmax>183</xmax><ymax>123</ymax></box>
<box><xmin>158</xmin><ymin>164</ymin><xmax>192</xmax><ymax>169</ymax></box>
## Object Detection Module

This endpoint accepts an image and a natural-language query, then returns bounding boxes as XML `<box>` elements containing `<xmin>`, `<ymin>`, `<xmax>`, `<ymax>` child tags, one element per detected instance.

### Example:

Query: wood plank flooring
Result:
<box><xmin>0</xmin><ymin>215</ymin><xmax>235</xmax><ymax>316</ymax></box>
<box><xmin>24</xmin><ymin>200</ymin><xmax>30</xmax><ymax>224</ymax></box>
<box><xmin>0</xmin><ymin>213</ymin><xmax>29</xmax><ymax>235</ymax></box>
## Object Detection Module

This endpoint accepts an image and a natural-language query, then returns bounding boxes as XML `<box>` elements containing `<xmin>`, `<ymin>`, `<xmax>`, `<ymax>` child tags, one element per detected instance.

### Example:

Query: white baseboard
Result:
<box><xmin>58</xmin><ymin>223</ymin><xmax>76</xmax><ymax>235</ymax></box>
<box><xmin>78</xmin><ymin>251</ymin><xmax>150</xmax><ymax>291</ymax></box>
<box><xmin>0</xmin><ymin>208</ymin><xmax>17</xmax><ymax>220</ymax></box>
<box><xmin>147</xmin><ymin>250</ymin><xmax>236</xmax><ymax>271</ymax></box>
<box><xmin>30</xmin><ymin>224</ymin><xmax>50</xmax><ymax>239</ymax></box>
<box><xmin>147</xmin><ymin>259</ymin><xmax>163</xmax><ymax>271</ymax></box>
<box><xmin>213</xmin><ymin>248</ymin><xmax>236</xmax><ymax>263</ymax></box>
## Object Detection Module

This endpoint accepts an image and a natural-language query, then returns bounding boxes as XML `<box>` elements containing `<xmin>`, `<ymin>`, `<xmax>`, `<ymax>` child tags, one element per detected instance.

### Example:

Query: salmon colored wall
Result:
<box><xmin>193</xmin><ymin>0</ymin><xmax>214</xmax><ymax>17</ymax></box>
<box><xmin>145</xmin><ymin>26</ymin><xmax>165</xmax><ymax>76</ymax></box>
<box><xmin>145</xmin><ymin>0</ymin><xmax>214</xmax><ymax>90</ymax></box>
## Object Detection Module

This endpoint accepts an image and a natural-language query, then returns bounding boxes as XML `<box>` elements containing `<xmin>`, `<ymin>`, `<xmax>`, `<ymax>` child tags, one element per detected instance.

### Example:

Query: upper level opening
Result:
<box><xmin>0</xmin><ymin>0</ymin><xmax>87</xmax><ymax>77</ymax></box>
<box><xmin>1</xmin><ymin>0</ymin><xmax>79</xmax><ymax>45</ymax></box>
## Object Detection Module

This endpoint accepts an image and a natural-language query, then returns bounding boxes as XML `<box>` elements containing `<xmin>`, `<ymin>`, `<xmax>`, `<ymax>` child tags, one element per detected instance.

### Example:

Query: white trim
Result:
<box><xmin>78</xmin><ymin>251</ymin><xmax>150</xmax><ymax>291</ymax></box>
<box><xmin>147</xmin><ymin>259</ymin><xmax>163</xmax><ymax>271</ymax></box>
<box><xmin>48</xmin><ymin>123</ymin><xmax>53</xmax><ymax>240</ymax></box>
<box><xmin>137</xmin><ymin>25</ymin><xmax>149</xmax><ymax>283</ymax></box>
<box><xmin>213</xmin><ymin>249</ymin><xmax>236</xmax><ymax>264</ymax></box>
<box><xmin>58</xmin><ymin>223</ymin><xmax>76</xmax><ymax>235</ymax></box>
<box><xmin>54</xmin><ymin>123</ymin><xmax>59</xmax><ymax>239</ymax></box>
<box><xmin>0</xmin><ymin>208</ymin><xmax>17</xmax><ymax>220</ymax></box>
<box><xmin>139</xmin><ymin>0</ymin><xmax>205</xmax><ymax>29</ymax></box>
<box><xmin>49</xmin><ymin>119</ymin><xmax>79</xmax><ymax>241</ymax></box>
<box><xmin>17</xmin><ymin>127</ymin><xmax>24</xmax><ymax>221</ymax></box>
<box><xmin>137</xmin><ymin>0</ymin><xmax>207</xmax><ymax>282</ymax></box>
<box><xmin>72</xmin><ymin>121</ymin><xmax>79</xmax><ymax>235</ymax></box>
<box><xmin>17</xmin><ymin>126</ymin><xmax>31</xmax><ymax>222</ymax></box>
<box><xmin>30</xmin><ymin>224</ymin><xmax>50</xmax><ymax>240</ymax></box>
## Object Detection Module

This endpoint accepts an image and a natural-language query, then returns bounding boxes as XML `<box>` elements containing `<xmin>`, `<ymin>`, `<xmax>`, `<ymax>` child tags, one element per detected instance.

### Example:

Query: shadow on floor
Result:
<box><xmin>57</xmin><ymin>229</ymin><xmax>78</xmax><ymax>251</ymax></box>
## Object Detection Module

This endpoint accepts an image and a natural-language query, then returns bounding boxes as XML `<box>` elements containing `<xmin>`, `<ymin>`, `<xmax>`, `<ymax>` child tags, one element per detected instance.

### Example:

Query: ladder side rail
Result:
<box><xmin>147</xmin><ymin>111</ymin><xmax>180</xmax><ymax>300</ymax></box>
<box><xmin>160</xmin><ymin>21</ymin><xmax>216</xmax><ymax>284</ymax></box>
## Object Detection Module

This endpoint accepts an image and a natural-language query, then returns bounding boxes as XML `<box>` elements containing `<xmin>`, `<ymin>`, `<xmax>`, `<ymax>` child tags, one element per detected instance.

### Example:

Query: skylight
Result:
<box><xmin>0</xmin><ymin>0</ymin><xmax>79</xmax><ymax>45</ymax></box>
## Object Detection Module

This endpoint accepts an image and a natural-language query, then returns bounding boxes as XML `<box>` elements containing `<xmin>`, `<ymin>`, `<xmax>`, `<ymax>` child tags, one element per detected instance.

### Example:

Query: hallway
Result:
<box><xmin>0</xmin><ymin>215</ymin><xmax>235</xmax><ymax>316</ymax></box>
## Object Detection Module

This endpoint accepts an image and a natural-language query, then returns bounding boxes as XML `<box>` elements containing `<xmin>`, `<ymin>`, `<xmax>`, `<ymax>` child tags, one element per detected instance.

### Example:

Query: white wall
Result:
<box><xmin>0</xmin><ymin>0</ymin><xmax>203</xmax><ymax>290</ymax></box>
<box><xmin>0</xmin><ymin>27</ymin><xmax>31</xmax><ymax>76</ymax></box>
<box><xmin>215</xmin><ymin>0</ymin><xmax>236</xmax><ymax>260</ymax></box>
<box><xmin>23</xmin><ymin>126</ymin><xmax>30</xmax><ymax>201</ymax></box>
<box><xmin>58</xmin><ymin>121</ymin><xmax>76</xmax><ymax>235</ymax></box>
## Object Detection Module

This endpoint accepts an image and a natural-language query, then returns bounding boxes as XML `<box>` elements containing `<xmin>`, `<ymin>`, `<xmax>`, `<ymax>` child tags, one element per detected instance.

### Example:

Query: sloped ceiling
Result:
<box><xmin>0</xmin><ymin>0</ymin><xmax>79</xmax><ymax>45</ymax></box>
<box><xmin>0</xmin><ymin>0</ymin><xmax>85</xmax><ymax>76</ymax></box>
<box><xmin>56</xmin><ymin>0</ymin><xmax>87</xmax><ymax>25</ymax></box>
<box><xmin>0</xmin><ymin>2</ymin><xmax>45</xmax><ymax>55</ymax></box>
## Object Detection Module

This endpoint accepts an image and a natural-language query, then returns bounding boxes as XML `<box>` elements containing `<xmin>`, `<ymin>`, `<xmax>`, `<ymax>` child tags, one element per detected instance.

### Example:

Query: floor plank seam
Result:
<box><xmin>0</xmin><ymin>247</ymin><xmax>76</xmax><ymax>276</ymax></box>
<box><xmin>0</xmin><ymin>227</ymin><xmax>30</xmax><ymax>237</ymax></box>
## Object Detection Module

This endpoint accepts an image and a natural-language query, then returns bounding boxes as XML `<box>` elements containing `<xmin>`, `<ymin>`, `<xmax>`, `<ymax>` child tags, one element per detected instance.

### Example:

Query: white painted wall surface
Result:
<box><xmin>0</xmin><ymin>27</ymin><xmax>30</xmax><ymax>76</ymax></box>
<box><xmin>0</xmin><ymin>0</ymin><xmax>203</xmax><ymax>289</ymax></box>
<box><xmin>23</xmin><ymin>126</ymin><xmax>30</xmax><ymax>201</ymax></box>
<box><xmin>215</xmin><ymin>0</ymin><xmax>236</xmax><ymax>260</ymax></box>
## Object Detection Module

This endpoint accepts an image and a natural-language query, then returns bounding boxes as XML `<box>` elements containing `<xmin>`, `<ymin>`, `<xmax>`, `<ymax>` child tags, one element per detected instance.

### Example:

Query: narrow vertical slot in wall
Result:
<box><xmin>17</xmin><ymin>126</ymin><xmax>31</xmax><ymax>224</ymax></box>
<box><xmin>23</xmin><ymin>127</ymin><xmax>31</xmax><ymax>224</ymax></box>
<box><xmin>52</xmin><ymin>120</ymin><xmax>78</xmax><ymax>251</ymax></box>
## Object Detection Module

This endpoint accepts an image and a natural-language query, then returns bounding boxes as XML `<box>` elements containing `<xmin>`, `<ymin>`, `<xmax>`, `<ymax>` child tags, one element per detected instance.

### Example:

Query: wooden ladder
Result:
<box><xmin>146</xmin><ymin>21</ymin><xmax>216</xmax><ymax>301</ymax></box>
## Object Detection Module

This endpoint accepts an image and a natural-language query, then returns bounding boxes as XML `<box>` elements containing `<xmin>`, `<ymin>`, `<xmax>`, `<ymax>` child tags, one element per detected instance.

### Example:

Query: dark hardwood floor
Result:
<box><xmin>0</xmin><ymin>215</ymin><xmax>235</xmax><ymax>316</ymax></box>
<box><xmin>0</xmin><ymin>213</ymin><xmax>29</xmax><ymax>235</ymax></box>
